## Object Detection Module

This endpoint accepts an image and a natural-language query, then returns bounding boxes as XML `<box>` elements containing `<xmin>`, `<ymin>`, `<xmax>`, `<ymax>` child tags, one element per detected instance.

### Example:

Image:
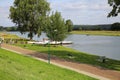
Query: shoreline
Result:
<box><xmin>1</xmin><ymin>32</ymin><xmax>120</xmax><ymax>71</ymax></box>
<box><xmin>70</xmin><ymin>31</ymin><xmax>120</xmax><ymax>36</ymax></box>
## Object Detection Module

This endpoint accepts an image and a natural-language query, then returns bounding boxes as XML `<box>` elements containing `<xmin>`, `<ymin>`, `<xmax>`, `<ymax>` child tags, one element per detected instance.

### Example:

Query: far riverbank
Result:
<box><xmin>70</xmin><ymin>31</ymin><xmax>120</xmax><ymax>36</ymax></box>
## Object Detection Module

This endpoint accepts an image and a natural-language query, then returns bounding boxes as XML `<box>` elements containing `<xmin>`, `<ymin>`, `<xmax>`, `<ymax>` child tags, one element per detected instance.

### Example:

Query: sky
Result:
<box><xmin>0</xmin><ymin>0</ymin><xmax>120</xmax><ymax>27</ymax></box>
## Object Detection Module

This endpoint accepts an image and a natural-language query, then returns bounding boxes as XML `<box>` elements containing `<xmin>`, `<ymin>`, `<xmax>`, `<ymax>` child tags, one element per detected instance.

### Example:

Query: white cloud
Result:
<box><xmin>0</xmin><ymin>0</ymin><xmax>120</xmax><ymax>26</ymax></box>
<box><xmin>48</xmin><ymin>0</ymin><xmax>120</xmax><ymax>25</ymax></box>
<box><xmin>0</xmin><ymin>6</ymin><xmax>10</xmax><ymax>18</ymax></box>
<box><xmin>0</xmin><ymin>6</ymin><xmax>12</xmax><ymax>26</ymax></box>
<box><xmin>0</xmin><ymin>0</ymin><xmax>14</xmax><ymax>26</ymax></box>
<box><xmin>50</xmin><ymin>2</ymin><xmax>111</xmax><ymax>11</ymax></box>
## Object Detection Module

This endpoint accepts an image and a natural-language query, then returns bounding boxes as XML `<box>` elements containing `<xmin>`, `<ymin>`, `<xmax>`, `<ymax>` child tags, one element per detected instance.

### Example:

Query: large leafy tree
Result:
<box><xmin>108</xmin><ymin>0</ymin><xmax>120</xmax><ymax>17</ymax></box>
<box><xmin>46</xmin><ymin>11</ymin><xmax>68</xmax><ymax>42</ymax></box>
<box><xmin>10</xmin><ymin>0</ymin><xmax>50</xmax><ymax>40</ymax></box>
<box><xmin>65</xmin><ymin>19</ymin><xmax>73</xmax><ymax>32</ymax></box>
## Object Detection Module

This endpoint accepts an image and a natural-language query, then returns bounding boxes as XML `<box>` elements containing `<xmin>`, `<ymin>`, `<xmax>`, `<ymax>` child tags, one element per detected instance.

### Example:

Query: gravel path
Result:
<box><xmin>1</xmin><ymin>43</ymin><xmax>120</xmax><ymax>80</ymax></box>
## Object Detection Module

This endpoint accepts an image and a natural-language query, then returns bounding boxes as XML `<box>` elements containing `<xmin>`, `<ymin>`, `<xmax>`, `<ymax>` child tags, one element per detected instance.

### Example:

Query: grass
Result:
<box><xmin>0</xmin><ymin>32</ymin><xmax>30</xmax><ymax>44</ymax></box>
<box><xmin>0</xmin><ymin>48</ymin><xmax>97</xmax><ymax>80</ymax></box>
<box><xmin>70</xmin><ymin>31</ymin><xmax>120</xmax><ymax>36</ymax></box>
<box><xmin>0</xmin><ymin>32</ymin><xmax>20</xmax><ymax>39</ymax></box>
<box><xmin>14</xmin><ymin>44</ymin><xmax>120</xmax><ymax>71</ymax></box>
<box><xmin>1</xmin><ymin>32</ymin><xmax>120</xmax><ymax>71</ymax></box>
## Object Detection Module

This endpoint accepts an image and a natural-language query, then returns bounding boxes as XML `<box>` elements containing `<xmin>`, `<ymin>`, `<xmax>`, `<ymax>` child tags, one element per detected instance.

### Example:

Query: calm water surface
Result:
<box><xmin>65</xmin><ymin>34</ymin><xmax>120</xmax><ymax>60</ymax></box>
<box><xmin>7</xmin><ymin>32</ymin><xmax>120</xmax><ymax>60</ymax></box>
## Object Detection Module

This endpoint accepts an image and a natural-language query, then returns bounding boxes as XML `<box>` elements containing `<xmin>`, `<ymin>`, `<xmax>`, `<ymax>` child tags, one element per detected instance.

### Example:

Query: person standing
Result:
<box><xmin>0</xmin><ymin>39</ymin><xmax>2</xmax><ymax>48</ymax></box>
<box><xmin>0</xmin><ymin>37</ymin><xmax>4</xmax><ymax>48</ymax></box>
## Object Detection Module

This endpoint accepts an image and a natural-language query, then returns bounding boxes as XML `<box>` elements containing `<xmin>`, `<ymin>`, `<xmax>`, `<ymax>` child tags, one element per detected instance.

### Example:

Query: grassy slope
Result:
<box><xmin>70</xmin><ymin>31</ymin><xmax>120</xmax><ymax>36</ymax></box>
<box><xmin>0</xmin><ymin>48</ymin><xmax>97</xmax><ymax>80</ymax></box>
<box><xmin>15</xmin><ymin>44</ymin><xmax>120</xmax><ymax>71</ymax></box>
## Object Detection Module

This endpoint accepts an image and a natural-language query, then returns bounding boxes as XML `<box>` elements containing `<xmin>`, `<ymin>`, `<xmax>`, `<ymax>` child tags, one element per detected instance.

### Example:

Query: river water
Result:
<box><xmin>7</xmin><ymin>32</ymin><xmax>120</xmax><ymax>60</ymax></box>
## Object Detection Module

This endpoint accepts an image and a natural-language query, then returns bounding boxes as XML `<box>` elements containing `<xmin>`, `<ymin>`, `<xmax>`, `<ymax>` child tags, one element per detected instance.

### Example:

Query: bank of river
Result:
<box><xmin>65</xmin><ymin>34</ymin><xmax>120</xmax><ymax>60</ymax></box>
<box><xmin>7</xmin><ymin>32</ymin><xmax>120</xmax><ymax>60</ymax></box>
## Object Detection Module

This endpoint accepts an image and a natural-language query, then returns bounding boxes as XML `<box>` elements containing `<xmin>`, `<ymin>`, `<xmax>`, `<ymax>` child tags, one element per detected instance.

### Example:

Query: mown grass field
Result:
<box><xmin>70</xmin><ymin>31</ymin><xmax>120</xmax><ymax>36</ymax></box>
<box><xmin>15</xmin><ymin>44</ymin><xmax>120</xmax><ymax>71</ymax></box>
<box><xmin>0</xmin><ymin>48</ymin><xmax>97</xmax><ymax>80</ymax></box>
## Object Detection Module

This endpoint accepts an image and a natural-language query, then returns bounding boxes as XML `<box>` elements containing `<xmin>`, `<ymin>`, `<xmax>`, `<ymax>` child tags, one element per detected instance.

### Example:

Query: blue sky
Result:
<box><xmin>0</xmin><ymin>0</ymin><xmax>120</xmax><ymax>26</ymax></box>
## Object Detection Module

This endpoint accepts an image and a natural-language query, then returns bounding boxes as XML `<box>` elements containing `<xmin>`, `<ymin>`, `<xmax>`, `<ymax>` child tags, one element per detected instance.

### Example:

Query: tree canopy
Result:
<box><xmin>108</xmin><ymin>0</ymin><xmax>120</xmax><ymax>17</ymax></box>
<box><xmin>45</xmin><ymin>11</ymin><xmax>68</xmax><ymax>41</ymax></box>
<box><xmin>111</xmin><ymin>22</ymin><xmax>120</xmax><ymax>30</ymax></box>
<box><xmin>10</xmin><ymin>0</ymin><xmax>50</xmax><ymax>39</ymax></box>
<box><xmin>65</xmin><ymin>19</ymin><xmax>73</xmax><ymax>32</ymax></box>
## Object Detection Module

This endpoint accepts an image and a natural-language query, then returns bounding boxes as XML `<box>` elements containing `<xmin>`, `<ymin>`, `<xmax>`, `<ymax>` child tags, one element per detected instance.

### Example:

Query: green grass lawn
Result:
<box><xmin>70</xmin><ymin>31</ymin><xmax>120</xmax><ymax>36</ymax></box>
<box><xmin>0</xmin><ymin>48</ymin><xmax>97</xmax><ymax>80</ymax></box>
<box><xmin>15</xmin><ymin>44</ymin><xmax>120</xmax><ymax>71</ymax></box>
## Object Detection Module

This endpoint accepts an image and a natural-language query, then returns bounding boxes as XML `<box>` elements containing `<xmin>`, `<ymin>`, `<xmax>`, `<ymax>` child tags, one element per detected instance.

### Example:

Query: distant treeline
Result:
<box><xmin>0</xmin><ymin>26</ymin><xmax>18</xmax><ymax>31</ymax></box>
<box><xmin>73</xmin><ymin>23</ymin><xmax>120</xmax><ymax>31</ymax></box>
<box><xmin>0</xmin><ymin>22</ymin><xmax>120</xmax><ymax>31</ymax></box>
<box><xmin>73</xmin><ymin>24</ymin><xmax>111</xmax><ymax>31</ymax></box>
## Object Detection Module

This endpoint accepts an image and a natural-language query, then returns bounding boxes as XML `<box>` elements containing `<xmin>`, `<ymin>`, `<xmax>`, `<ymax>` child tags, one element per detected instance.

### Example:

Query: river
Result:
<box><xmin>7</xmin><ymin>32</ymin><xmax>120</xmax><ymax>60</ymax></box>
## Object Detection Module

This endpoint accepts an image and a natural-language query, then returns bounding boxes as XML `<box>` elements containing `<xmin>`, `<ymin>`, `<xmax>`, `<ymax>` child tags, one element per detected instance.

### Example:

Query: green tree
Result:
<box><xmin>46</xmin><ymin>11</ymin><xmax>68</xmax><ymax>42</ymax></box>
<box><xmin>65</xmin><ymin>19</ymin><xmax>73</xmax><ymax>32</ymax></box>
<box><xmin>0</xmin><ymin>26</ymin><xmax>4</xmax><ymax>31</ymax></box>
<box><xmin>108</xmin><ymin>0</ymin><xmax>120</xmax><ymax>17</ymax></box>
<box><xmin>111</xmin><ymin>22</ymin><xmax>120</xmax><ymax>30</ymax></box>
<box><xmin>10</xmin><ymin>0</ymin><xmax>50</xmax><ymax>40</ymax></box>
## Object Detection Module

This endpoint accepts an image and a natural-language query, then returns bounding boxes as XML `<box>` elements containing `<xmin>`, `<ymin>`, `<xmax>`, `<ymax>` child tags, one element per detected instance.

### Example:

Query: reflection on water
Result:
<box><xmin>7</xmin><ymin>32</ymin><xmax>120</xmax><ymax>60</ymax></box>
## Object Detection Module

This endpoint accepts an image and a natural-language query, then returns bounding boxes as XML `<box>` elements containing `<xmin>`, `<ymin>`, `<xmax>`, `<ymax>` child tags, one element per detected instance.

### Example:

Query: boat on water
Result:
<box><xmin>28</xmin><ymin>40</ymin><xmax>72</xmax><ymax>45</ymax></box>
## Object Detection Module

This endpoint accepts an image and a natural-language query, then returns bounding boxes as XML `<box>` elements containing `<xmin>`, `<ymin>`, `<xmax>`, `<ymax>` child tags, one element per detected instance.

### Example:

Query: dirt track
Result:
<box><xmin>1</xmin><ymin>43</ymin><xmax>120</xmax><ymax>80</ymax></box>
